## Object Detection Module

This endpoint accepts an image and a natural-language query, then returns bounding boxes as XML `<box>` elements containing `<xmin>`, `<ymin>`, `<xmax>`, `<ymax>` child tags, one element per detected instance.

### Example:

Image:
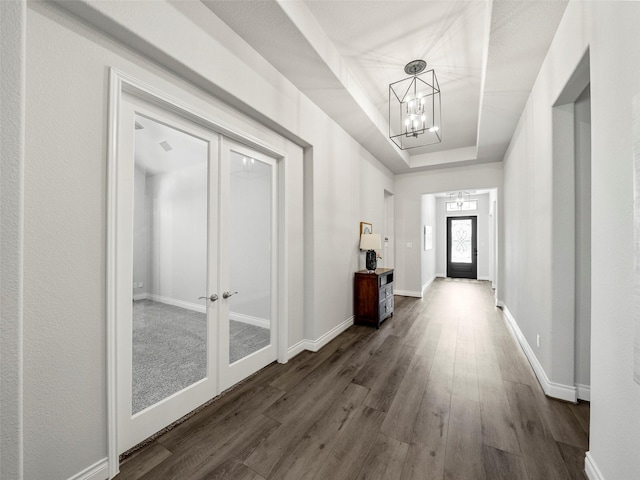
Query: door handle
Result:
<box><xmin>199</xmin><ymin>294</ymin><xmax>219</xmax><ymax>302</ymax></box>
<box><xmin>222</xmin><ymin>291</ymin><xmax>238</xmax><ymax>299</ymax></box>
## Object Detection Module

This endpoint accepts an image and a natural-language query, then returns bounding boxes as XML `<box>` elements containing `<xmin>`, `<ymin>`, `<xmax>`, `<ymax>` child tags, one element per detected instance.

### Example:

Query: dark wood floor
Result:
<box><xmin>116</xmin><ymin>278</ymin><xmax>589</xmax><ymax>480</ymax></box>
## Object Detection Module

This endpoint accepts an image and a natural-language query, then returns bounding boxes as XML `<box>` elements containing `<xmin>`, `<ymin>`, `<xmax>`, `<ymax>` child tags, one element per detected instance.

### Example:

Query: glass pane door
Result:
<box><xmin>219</xmin><ymin>140</ymin><xmax>277</xmax><ymax>391</ymax></box>
<box><xmin>131</xmin><ymin>113</ymin><xmax>209</xmax><ymax>413</ymax></box>
<box><xmin>117</xmin><ymin>95</ymin><xmax>219</xmax><ymax>454</ymax></box>
<box><xmin>451</xmin><ymin>219</ymin><xmax>472</xmax><ymax>263</ymax></box>
<box><xmin>228</xmin><ymin>151</ymin><xmax>272</xmax><ymax>363</ymax></box>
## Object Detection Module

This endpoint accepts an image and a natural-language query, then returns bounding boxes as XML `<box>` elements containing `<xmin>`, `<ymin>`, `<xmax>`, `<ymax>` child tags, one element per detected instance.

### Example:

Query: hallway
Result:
<box><xmin>116</xmin><ymin>279</ymin><xmax>589</xmax><ymax>480</ymax></box>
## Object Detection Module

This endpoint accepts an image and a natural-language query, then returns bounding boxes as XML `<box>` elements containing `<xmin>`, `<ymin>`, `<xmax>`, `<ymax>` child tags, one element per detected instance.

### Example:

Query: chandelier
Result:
<box><xmin>451</xmin><ymin>191</ymin><xmax>470</xmax><ymax>207</ymax></box>
<box><xmin>389</xmin><ymin>59</ymin><xmax>441</xmax><ymax>150</ymax></box>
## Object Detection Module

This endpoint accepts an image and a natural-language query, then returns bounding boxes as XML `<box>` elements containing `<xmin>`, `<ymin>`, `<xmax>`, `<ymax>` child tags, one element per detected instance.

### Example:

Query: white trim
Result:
<box><xmin>306</xmin><ymin>316</ymin><xmax>354</xmax><ymax>352</ymax></box>
<box><xmin>146</xmin><ymin>294</ymin><xmax>205</xmax><ymax>314</ymax></box>
<box><xmin>287</xmin><ymin>339</ymin><xmax>307</xmax><ymax>359</ymax></box>
<box><xmin>576</xmin><ymin>383</ymin><xmax>591</xmax><ymax>402</ymax></box>
<box><xmin>286</xmin><ymin>316</ymin><xmax>355</xmax><ymax>357</ymax></box>
<box><xmin>478</xmin><ymin>276</ymin><xmax>491</xmax><ymax>281</ymax></box>
<box><xmin>496</xmin><ymin>299</ymin><xmax>504</xmax><ymax>308</ymax></box>
<box><xmin>67</xmin><ymin>458</ymin><xmax>109</xmax><ymax>480</ymax></box>
<box><xmin>585</xmin><ymin>452</ymin><xmax>605</xmax><ymax>480</ymax></box>
<box><xmin>132</xmin><ymin>293</ymin><xmax>147</xmax><ymax>301</ymax></box>
<box><xmin>394</xmin><ymin>289</ymin><xmax>422</xmax><ymax>298</ymax></box>
<box><xmin>229</xmin><ymin>312</ymin><xmax>270</xmax><ymax>329</ymax></box>
<box><xmin>421</xmin><ymin>276</ymin><xmax>436</xmax><ymax>296</ymax></box>
<box><xmin>277</xmin><ymin>153</ymin><xmax>288</xmax><ymax>365</ymax></box>
<box><xmin>435</xmin><ymin>272</ymin><xmax>446</xmax><ymax>278</ymax></box>
<box><xmin>502</xmin><ymin>305</ymin><xmax>578</xmax><ymax>403</ymax></box>
<box><xmin>106</xmin><ymin>66</ymin><xmax>122</xmax><ymax>480</ymax></box>
<box><xmin>115</xmin><ymin>69</ymin><xmax>286</xmax><ymax>159</ymax></box>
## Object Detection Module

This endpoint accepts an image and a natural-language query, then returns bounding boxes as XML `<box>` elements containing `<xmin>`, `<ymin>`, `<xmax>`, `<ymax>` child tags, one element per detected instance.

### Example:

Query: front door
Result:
<box><xmin>447</xmin><ymin>216</ymin><xmax>477</xmax><ymax>279</ymax></box>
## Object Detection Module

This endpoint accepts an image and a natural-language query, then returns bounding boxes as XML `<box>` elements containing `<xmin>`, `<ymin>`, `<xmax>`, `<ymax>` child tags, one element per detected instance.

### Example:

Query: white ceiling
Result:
<box><xmin>204</xmin><ymin>0</ymin><xmax>567</xmax><ymax>174</ymax></box>
<box><xmin>134</xmin><ymin>114</ymin><xmax>272</xmax><ymax>180</ymax></box>
<box><xmin>134</xmin><ymin>114</ymin><xmax>208</xmax><ymax>176</ymax></box>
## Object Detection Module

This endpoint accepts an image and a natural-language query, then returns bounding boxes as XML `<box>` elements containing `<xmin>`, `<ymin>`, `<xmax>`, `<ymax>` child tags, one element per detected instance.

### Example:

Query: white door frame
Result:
<box><xmin>106</xmin><ymin>68</ymin><xmax>289</xmax><ymax>478</ymax></box>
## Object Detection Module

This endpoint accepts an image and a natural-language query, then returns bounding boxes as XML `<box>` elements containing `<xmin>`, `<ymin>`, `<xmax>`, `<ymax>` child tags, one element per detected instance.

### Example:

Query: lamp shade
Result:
<box><xmin>360</xmin><ymin>233</ymin><xmax>381</xmax><ymax>250</ymax></box>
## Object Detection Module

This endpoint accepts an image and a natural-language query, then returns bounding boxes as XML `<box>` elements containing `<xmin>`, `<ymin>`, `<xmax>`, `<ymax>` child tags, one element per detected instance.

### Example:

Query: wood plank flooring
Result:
<box><xmin>116</xmin><ymin>278</ymin><xmax>589</xmax><ymax>480</ymax></box>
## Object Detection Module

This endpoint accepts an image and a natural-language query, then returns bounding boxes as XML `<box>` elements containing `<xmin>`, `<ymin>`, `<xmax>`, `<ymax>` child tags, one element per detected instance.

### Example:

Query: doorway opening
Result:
<box><xmin>551</xmin><ymin>50</ymin><xmax>591</xmax><ymax>404</ymax></box>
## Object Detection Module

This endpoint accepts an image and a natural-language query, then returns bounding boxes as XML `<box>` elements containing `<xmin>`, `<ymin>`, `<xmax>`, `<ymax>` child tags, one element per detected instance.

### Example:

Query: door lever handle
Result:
<box><xmin>222</xmin><ymin>291</ymin><xmax>238</xmax><ymax>299</ymax></box>
<box><xmin>199</xmin><ymin>294</ymin><xmax>219</xmax><ymax>302</ymax></box>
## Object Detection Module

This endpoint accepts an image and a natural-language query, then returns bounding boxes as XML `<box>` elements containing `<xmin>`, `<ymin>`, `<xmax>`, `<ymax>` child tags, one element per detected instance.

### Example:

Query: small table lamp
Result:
<box><xmin>360</xmin><ymin>233</ymin><xmax>382</xmax><ymax>272</ymax></box>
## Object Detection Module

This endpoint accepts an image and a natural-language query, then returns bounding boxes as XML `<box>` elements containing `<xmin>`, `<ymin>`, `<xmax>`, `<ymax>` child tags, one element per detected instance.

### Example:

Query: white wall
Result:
<box><xmin>489</xmin><ymin>189</ymin><xmax>498</xmax><ymax>288</ymax></box>
<box><xmin>147</xmin><ymin>164</ymin><xmax>208</xmax><ymax>307</ymax></box>
<box><xmin>383</xmin><ymin>190</ymin><xmax>395</xmax><ymax>269</ymax></box>
<box><xmin>133</xmin><ymin>166</ymin><xmax>149</xmax><ymax>299</ymax></box>
<box><xmin>394</xmin><ymin>163</ymin><xmax>503</xmax><ymax>296</ymax></box>
<box><xmin>435</xmin><ymin>193</ymin><xmax>491</xmax><ymax>280</ymax></box>
<box><xmin>21</xmin><ymin>1</ymin><xmax>392</xmax><ymax>478</ymax></box>
<box><xmin>0</xmin><ymin>2</ymin><xmax>26</xmax><ymax>478</ymax></box>
<box><xmin>420</xmin><ymin>195</ymin><xmax>437</xmax><ymax>293</ymax></box>
<box><xmin>230</xmin><ymin>157</ymin><xmax>273</xmax><ymax>321</ymax></box>
<box><xmin>502</xmin><ymin>2</ymin><xmax>640</xmax><ymax>478</ymax></box>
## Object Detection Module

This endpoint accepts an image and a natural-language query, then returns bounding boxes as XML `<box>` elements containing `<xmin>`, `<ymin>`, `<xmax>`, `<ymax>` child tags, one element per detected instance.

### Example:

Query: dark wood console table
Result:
<box><xmin>354</xmin><ymin>268</ymin><xmax>394</xmax><ymax>328</ymax></box>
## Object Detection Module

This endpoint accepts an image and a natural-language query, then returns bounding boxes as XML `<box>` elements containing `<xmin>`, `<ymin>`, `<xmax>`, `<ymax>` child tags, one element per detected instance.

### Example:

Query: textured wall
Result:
<box><xmin>0</xmin><ymin>1</ymin><xmax>25</xmax><ymax>479</ymax></box>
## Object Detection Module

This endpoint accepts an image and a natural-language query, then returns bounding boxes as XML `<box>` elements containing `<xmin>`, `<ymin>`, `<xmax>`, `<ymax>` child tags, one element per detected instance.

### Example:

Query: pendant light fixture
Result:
<box><xmin>389</xmin><ymin>59</ymin><xmax>441</xmax><ymax>150</ymax></box>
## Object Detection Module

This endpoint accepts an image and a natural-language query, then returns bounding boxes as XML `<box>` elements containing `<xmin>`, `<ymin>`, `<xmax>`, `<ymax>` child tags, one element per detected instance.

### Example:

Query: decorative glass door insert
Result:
<box><xmin>450</xmin><ymin>219</ymin><xmax>472</xmax><ymax>264</ymax></box>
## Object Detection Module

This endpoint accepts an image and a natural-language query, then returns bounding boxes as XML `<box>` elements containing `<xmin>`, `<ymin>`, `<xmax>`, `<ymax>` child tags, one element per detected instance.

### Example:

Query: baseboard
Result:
<box><xmin>394</xmin><ymin>289</ymin><xmax>422</xmax><ymax>298</ymax></box>
<box><xmin>287</xmin><ymin>316</ymin><xmax>354</xmax><ymax>359</ymax></box>
<box><xmin>147</xmin><ymin>294</ymin><xmax>205</xmax><ymax>313</ymax></box>
<box><xmin>134</xmin><ymin>296</ymin><xmax>269</xmax><ymax>328</ymax></box>
<box><xmin>421</xmin><ymin>276</ymin><xmax>436</xmax><ymax>296</ymax></box>
<box><xmin>68</xmin><ymin>458</ymin><xmax>109</xmax><ymax>480</ymax></box>
<box><xmin>435</xmin><ymin>273</ymin><xmax>446</xmax><ymax>278</ymax></box>
<box><xmin>502</xmin><ymin>305</ymin><xmax>578</xmax><ymax>403</ymax></box>
<box><xmin>496</xmin><ymin>299</ymin><xmax>505</xmax><ymax>308</ymax></box>
<box><xmin>576</xmin><ymin>383</ymin><xmax>591</xmax><ymax>402</ymax></box>
<box><xmin>478</xmin><ymin>276</ymin><xmax>491</xmax><ymax>281</ymax></box>
<box><xmin>229</xmin><ymin>312</ymin><xmax>270</xmax><ymax>329</ymax></box>
<box><xmin>287</xmin><ymin>339</ymin><xmax>307</xmax><ymax>359</ymax></box>
<box><xmin>585</xmin><ymin>452</ymin><xmax>605</xmax><ymax>480</ymax></box>
<box><xmin>306</xmin><ymin>316</ymin><xmax>354</xmax><ymax>352</ymax></box>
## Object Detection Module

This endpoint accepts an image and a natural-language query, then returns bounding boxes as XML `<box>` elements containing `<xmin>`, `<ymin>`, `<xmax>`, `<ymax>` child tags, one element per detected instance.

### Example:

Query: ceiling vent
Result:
<box><xmin>159</xmin><ymin>140</ymin><xmax>173</xmax><ymax>152</ymax></box>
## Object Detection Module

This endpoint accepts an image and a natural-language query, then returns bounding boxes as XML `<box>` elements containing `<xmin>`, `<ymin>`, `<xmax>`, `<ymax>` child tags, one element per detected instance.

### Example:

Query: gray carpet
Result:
<box><xmin>132</xmin><ymin>299</ymin><xmax>270</xmax><ymax>414</ymax></box>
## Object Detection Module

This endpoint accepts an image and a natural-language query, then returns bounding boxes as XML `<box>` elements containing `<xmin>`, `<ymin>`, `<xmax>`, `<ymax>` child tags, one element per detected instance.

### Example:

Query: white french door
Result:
<box><xmin>219</xmin><ymin>139</ymin><xmax>278</xmax><ymax>391</ymax></box>
<box><xmin>115</xmin><ymin>94</ymin><xmax>277</xmax><ymax>455</ymax></box>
